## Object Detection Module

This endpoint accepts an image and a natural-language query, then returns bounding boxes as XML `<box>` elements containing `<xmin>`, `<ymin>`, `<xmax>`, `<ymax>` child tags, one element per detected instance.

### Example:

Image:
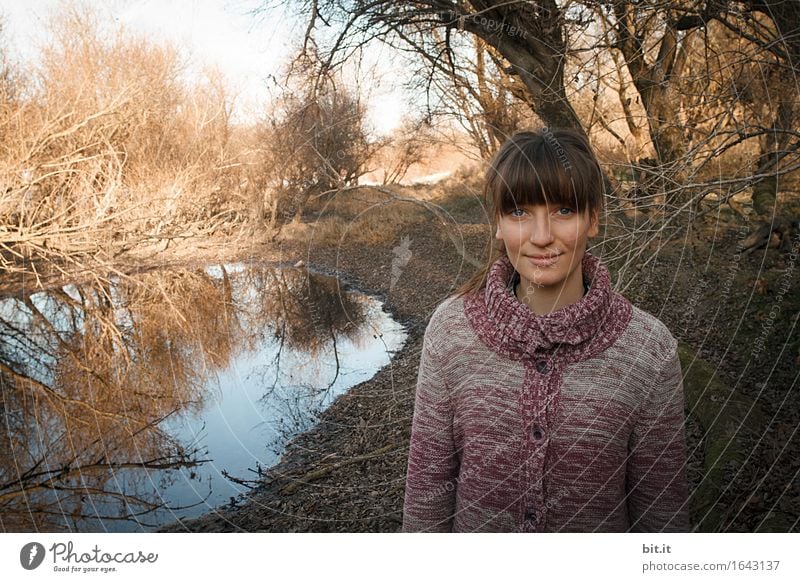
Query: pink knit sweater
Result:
<box><xmin>402</xmin><ymin>251</ymin><xmax>690</xmax><ymax>532</ymax></box>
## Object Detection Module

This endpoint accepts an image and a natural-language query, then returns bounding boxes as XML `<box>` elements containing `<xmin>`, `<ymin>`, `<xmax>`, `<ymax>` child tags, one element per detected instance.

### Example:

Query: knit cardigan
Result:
<box><xmin>402</xmin><ymin>251</ymin><xmax>691</xmax><ymax>532</ymax></box>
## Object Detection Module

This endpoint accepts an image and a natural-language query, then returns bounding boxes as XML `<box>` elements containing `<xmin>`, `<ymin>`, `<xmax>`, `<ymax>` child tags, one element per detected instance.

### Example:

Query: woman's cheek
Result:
<box><xmin>502</xmin><ymin>223</ymin><xmax>526</xmax><ymax>247</ymax></box>
<box><xmin>554</xmin><ymin>221</ymin><xmax>583</xmax><ymax>246</ymax></box>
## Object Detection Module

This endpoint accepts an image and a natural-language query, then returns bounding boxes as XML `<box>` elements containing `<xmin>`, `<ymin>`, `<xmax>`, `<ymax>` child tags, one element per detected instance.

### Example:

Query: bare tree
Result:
<box><xmin>737</xmin><ymin>0</ymin><xmax>800</xmax><ymax>219</ymax></box>
<box><xmin>596</xmin><ymin>2</ymin><xmax>702</xmax><ymax>166</ymax></box>
<box><xmin>375</xmin><ymin>115</ymin><xmax>438</xmax><ymax>184</ymax></box>
<box><xmin>280</xmin><ymin>1</ymin><xmax>800</xmax><ymax>218</ymax></box>
<box><xmin>249</xmin><ymin>49</ymin><xmax>379</xmax><ymax>235</ymax></box>
<box><xmin>430</xmin><ymin>33</ymin><xmax>539</xmax><ymax>160</ymax></box>
<box><xmin>283</xmin><ymin>1</ymin><xmax>587</xmax><ymax>136</ymax></box>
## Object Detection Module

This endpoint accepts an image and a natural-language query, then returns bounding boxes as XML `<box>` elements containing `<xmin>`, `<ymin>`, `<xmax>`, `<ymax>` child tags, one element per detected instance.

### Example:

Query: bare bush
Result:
<box><xmin>246</xmin><ymin>51</ymin><xmax>379</xmax><ymax>234</ymax></box>
<box><xmin>0</xmin><ymin>5</ymin><xmax>237</xmax><ymax>286</ymax></box>
<box><xmin>372</xmin><ymin>114</ymin><xmax>438</xmax><ymax>185</ymax></box>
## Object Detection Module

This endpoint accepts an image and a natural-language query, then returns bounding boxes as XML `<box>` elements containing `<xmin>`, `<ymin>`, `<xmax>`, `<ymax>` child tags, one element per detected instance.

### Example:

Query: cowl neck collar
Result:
<box><xmin>463</xmin><ymin>251</ymin><xmax>632</xmax><ymax>361</ymax></box>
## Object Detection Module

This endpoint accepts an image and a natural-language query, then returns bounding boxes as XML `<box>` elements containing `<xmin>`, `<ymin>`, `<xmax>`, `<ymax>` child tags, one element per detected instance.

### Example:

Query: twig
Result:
<box><xmin>279</xmin><ymin>443</ymin><xmax>396</xmax><ymax>495</ymax></box>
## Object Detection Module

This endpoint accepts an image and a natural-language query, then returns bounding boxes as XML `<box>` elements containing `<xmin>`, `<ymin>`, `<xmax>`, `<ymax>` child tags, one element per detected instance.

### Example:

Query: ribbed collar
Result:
<box><xmin>463</xmin><ymin>251</ymin><xmax>632</xmax><ymax>361</ymax></box>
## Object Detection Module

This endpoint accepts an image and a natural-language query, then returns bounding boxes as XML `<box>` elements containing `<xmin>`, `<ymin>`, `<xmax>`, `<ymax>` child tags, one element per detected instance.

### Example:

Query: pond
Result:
<box><xmin>0</xmin><ymin>261</ymin><xmax>407</xmax><ymax>532</ymax></box>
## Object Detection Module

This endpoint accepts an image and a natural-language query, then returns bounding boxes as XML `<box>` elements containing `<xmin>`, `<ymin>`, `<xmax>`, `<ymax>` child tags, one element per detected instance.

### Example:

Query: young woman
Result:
<box><xmin>402</xmin><ymin>128</ymin><xmax>690</xmax><ymax>533</ymax></box>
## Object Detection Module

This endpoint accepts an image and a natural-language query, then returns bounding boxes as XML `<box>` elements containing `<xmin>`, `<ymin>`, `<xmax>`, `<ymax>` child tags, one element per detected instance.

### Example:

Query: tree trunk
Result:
<box><xmin>751</xmin><ymin>87</ymin><xmax>794</xmax><ymax>217</ymax></box>
<box><xmin>460</xmin><ymin>1</ymin><xmax>588</xmax><ymax>139</ymax></box>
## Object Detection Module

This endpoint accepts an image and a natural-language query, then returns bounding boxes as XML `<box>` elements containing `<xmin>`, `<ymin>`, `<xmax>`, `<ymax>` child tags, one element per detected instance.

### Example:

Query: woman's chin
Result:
<box><xmin>519</xmin><ymin>272</ymin><xmax>565</xmax><ymax>289</ymax></box>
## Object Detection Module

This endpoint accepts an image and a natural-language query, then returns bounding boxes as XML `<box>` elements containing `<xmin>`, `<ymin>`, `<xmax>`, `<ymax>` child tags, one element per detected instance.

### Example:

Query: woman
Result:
<box><xmin>402</xmin><ymin>128</ymin><xmax>690</xmax><ymax>532</ymax></box>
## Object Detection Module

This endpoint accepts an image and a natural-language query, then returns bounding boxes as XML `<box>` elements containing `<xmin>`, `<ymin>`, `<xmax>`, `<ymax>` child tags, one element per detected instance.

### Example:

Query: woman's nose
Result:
<box><xmin>528</xmin><ymin>215</ymin><xmax>554</xmax><ymax>245</ymax></box>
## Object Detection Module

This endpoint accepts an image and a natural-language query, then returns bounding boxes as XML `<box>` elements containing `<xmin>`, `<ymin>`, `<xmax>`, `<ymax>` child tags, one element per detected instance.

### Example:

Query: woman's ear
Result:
<box><xmin>495</xmin><ymin>224</ymin><xmax>503</xmax><ymax>240</ymax></box>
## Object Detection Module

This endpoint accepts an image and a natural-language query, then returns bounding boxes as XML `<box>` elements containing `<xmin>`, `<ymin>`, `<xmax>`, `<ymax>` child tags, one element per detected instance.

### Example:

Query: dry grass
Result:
<box><xmin>0</xmin><ymin>5</ymin><xmax>240</xmax><ymax>287</ymax></box>
<box><xmin>278</xmin><ymin>186</ymin><xmax>432</xmax><ymax>246</ymax></box>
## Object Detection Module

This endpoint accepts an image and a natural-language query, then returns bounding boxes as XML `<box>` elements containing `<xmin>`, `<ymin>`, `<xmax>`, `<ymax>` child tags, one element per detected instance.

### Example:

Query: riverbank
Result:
<box><xmin>150</xmin><ymin>191</ymin><xmax>483</xmax><ymax>532</ymax></box>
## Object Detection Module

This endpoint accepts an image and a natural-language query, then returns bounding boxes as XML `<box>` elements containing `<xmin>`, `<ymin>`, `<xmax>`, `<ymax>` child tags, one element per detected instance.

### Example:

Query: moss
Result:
<box><xmin>678</xmin><ymin>341</ymin><xmax>766</xmax><ymax>532</ymax></box>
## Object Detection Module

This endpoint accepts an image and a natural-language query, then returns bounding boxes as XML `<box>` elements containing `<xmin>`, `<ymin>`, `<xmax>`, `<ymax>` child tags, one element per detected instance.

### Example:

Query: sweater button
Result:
<box><xmin>525</xmin><ymin>508</ymin><xmax>539</xmax><ymax>522</ymax></box>
<box><xmin>532</xmin><ymin>425</ymin><xmax>545</xmax><ymax>440</ymax></box>
<box><xmin>535</xmin><ymin>360</ymin><xmax>549</xmax><ymax>373</ymax></box>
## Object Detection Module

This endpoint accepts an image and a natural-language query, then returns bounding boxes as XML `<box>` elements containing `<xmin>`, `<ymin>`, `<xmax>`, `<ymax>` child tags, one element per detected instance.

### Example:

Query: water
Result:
<box><xmin>0</xmin><ymin>261</ymin><xmax>407</xmax><ymax>532</ymax></box>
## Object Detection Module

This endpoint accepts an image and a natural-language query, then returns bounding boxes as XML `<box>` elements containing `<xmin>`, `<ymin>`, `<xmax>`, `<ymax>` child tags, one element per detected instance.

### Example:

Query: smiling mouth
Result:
<box><xmin>526</xmin><ymin>255</ymin><xmax>561</xmax><ymax>268</ymax></box>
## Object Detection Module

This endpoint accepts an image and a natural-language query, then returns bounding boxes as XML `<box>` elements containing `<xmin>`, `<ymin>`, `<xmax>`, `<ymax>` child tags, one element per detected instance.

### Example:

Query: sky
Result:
<box><xmin>0</xmin><ymin>0</ymin><xmax>407</xmax><ymax>133</ymax></box>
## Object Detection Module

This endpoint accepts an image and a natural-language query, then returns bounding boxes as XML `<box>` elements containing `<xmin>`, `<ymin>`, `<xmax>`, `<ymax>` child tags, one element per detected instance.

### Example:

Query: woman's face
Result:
<box><xmin>494</xmin><ymin>202</ymin><xmax>599</xmax><ymax>290</ymax></box>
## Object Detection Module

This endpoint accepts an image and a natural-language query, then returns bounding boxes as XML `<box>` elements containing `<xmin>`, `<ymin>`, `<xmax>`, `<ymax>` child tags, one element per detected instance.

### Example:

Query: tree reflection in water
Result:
<box><xmin>0</xmin><ymin>262</ymin><xmax>403</xmax><ymax>531</ymax></box>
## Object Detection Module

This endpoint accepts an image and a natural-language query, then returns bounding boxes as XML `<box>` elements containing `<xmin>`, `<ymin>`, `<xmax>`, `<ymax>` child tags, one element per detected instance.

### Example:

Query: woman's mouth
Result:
<box><xmin>526</xmin><ymin>254</ymin><xmax>561</xmax><ymax>267</ymax></box>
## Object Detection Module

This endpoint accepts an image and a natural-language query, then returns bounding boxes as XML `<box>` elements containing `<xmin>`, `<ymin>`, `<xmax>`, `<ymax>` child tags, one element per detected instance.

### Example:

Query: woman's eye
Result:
<box><xmin>510</xmin><ymin>208</ymin><xmax>526</xmax><ymax>217</ymax></box>
<box><xmin>556</xmin><ymin>207</ymin><xmax>574</xmax><ymax>216</ymax></box>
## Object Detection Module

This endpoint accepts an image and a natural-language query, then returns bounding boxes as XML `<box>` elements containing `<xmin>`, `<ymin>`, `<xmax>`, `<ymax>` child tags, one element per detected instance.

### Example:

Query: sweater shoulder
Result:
<box><xmin>622</xmin><ymin>302</ymin><xmax>678</xmax><ymax>360</ymax></box>
<box><xmin>423</xmin><ymin>294</ymin><xmax>473</xmax><ymax>352</ymax></box>
<box><xmin>597</xmin><ymin>301</ymin><xmax>681</xmax><ymax>401</ymax></box>
<box><xmin>426</xmin><ymin>294</ymin><xmax>467</xmax><ymax>336</ymax></box>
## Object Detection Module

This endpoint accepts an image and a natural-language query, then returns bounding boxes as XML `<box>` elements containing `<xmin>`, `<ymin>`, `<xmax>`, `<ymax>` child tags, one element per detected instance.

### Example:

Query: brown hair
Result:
<box><xmin>453</xmin><ymin>127</ymin><xmax>606</xmax><ymax>298</ymax></box>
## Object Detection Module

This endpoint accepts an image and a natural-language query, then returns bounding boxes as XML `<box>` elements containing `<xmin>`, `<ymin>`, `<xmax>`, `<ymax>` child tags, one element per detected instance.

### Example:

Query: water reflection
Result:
<box><xmin>0</xmin><ymin>262</ymin><xmax>406</xmax><ymax>531</ymax></box>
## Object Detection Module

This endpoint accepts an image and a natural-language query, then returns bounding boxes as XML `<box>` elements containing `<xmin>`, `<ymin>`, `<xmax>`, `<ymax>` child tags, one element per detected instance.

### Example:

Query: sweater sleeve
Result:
<box><xmin>402</xmin><ymin>323</ymin><xmax>459</xmax><ymax>532</ymax></box>
<box><xmin>626</xmin><ymin>339</ymin><xmax>691</xmax><ymax>532</ymax></box>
